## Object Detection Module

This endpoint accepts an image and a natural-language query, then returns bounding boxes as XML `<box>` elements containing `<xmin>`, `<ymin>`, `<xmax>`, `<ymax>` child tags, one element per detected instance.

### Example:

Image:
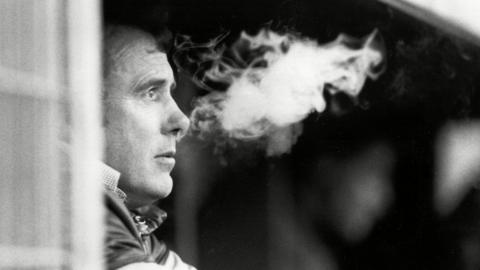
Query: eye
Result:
<box><xmin>145</xmin><ymin>87</ymin><xmax>160</xmax><ymax>101</ymax></box>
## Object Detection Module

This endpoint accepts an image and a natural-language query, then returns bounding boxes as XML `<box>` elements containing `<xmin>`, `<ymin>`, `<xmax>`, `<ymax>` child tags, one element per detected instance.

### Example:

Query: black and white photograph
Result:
<box><xmin>1</xmin><ymin>0</ymin><xmax>480</xmax><ymax>269</ymax></box>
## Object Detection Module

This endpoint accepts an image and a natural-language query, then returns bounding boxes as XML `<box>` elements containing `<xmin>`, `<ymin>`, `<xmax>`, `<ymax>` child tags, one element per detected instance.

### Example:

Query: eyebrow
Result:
<box><xmin>131</xmin><ymin>77</ymin><xmax>168</xmax><ymax>93</ymax></box>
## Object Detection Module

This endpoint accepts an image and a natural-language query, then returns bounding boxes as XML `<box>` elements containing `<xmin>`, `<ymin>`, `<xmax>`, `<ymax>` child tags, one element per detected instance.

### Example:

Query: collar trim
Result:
<box><xmin>101</xmin><ymin>163</ymin><xmax>127</xmax><ymax>201</ymax></box>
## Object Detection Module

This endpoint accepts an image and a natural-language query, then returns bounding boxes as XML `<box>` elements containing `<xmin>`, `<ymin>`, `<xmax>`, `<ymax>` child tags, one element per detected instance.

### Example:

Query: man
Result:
<box><xmin>101</xmin><ymin>24</ymin><xmax>195</xmax><ymax>270</ymax></box>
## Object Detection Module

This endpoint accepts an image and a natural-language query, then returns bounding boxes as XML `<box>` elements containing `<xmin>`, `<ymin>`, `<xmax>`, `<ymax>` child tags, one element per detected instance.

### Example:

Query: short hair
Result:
<box><xmin>101</xmin><ymin>0</ymin><xmax>176</xmax><ymax>103</ymax></box>
<box><xmin>102</xmin><ymin>0</ymin><xmax>173</xmax><ymax>80</ymax></box>
<box><xmin>101</xmin><ymin>25</ymin><xmax>174</xmax><ymax>107</ymax></box>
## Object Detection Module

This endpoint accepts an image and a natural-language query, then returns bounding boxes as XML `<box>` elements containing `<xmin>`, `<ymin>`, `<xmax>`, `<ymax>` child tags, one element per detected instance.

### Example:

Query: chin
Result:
<box><xmin>124</xmin><ymin>175</ymin><xmax>173</xmax><ymax>208</ymax></box>
<box><xmin>152</xmin><ymin>174</ymin><xmax>173</xmax><ymax>199</ymax></box>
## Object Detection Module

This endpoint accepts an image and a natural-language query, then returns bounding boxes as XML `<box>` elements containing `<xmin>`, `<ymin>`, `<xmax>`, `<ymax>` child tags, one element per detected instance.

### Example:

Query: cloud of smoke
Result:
<box><xmin>175</xmin><ymin>29</ymin><xmax>385</xmax><ymax>156</ymax></box>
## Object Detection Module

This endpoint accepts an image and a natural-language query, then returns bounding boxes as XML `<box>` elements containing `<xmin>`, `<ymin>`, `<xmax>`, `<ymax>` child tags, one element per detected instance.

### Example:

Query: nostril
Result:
<box><xmin>166</xmin><ymin>114</ymin><xmax>190</xmax><ymax>141</ymax></box>
<box><xmin>162</xmin><ymin>101</ymin><xmax>191</xmax><ymax>138</ymax></box>
<box><xmin>172</xmin><ymin>127</ymin><xmax>184</xmax><ymax>141</ymax></box>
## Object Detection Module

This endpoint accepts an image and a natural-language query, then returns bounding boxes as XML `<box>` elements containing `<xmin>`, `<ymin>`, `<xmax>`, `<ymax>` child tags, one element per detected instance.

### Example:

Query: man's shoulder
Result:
<box><xmin>104</xmin><ymin>191</ymin><xmax>165</xmax><ymax>269</ymax></box>
<box><xmin>104</xmin><ymin>191</ymin><xmax>140</xmax><ymax>240</ymax></box>
<box><xmin>103</xmin><ymin>191</ymin><xmax>196</xmax><ymax>269</ymax></box>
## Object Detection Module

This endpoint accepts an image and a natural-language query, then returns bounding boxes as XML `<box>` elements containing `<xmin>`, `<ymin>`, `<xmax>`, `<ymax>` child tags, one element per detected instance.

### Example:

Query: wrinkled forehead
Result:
<box><xmin>104</xmin><ymin>26</ymin><xmax>173</xmax><ymax>81</ymax></box>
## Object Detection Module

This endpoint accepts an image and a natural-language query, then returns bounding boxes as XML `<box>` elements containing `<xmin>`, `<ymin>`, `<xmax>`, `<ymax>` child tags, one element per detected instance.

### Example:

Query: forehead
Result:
<box><xmin>106</xmin><ymin>27</ymin><xmax>174</xmax><ymax>82</ymax></box>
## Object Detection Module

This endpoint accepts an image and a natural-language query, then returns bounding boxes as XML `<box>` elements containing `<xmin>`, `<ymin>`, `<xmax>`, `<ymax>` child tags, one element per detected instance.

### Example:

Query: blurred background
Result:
<box><xmin>2</xmin><ymin>0</ymin><xmax>480</xmax><ymax>269</ymax></box>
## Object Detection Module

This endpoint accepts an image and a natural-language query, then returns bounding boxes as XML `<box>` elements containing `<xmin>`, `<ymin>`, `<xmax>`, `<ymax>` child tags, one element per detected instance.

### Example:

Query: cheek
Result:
<box><xmin>105</xmin><ymin>102</ymin><xmax>159</xmax><ymax>152</ymax></box>
<box><xmin>135</xmin><ymin>107</ymin><xmax>166</xmax><ymax>138</ymax></box>
<box><xmin>112</xmin><ymin>98</ymin><xmax>158</xmax><ymax>126</ymax></box>
<box><xmin>122</xmin><ymin>106</ymin><xmax>163</xmax><ymax>147</ymax></box>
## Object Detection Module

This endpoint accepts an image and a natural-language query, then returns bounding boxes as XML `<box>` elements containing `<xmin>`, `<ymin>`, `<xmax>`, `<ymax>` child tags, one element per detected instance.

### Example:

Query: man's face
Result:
<box><xmin>103</xmin><ymin>27</ymin><xmax>189</xmax><ymax>208</ymax></box>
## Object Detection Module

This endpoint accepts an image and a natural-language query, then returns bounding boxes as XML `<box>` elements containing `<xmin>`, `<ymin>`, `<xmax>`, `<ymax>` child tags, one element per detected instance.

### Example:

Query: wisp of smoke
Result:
<box><xmin>175</xmin><ymin>29</ymin><xmax>385</xmax><ymax>156</ymax></box>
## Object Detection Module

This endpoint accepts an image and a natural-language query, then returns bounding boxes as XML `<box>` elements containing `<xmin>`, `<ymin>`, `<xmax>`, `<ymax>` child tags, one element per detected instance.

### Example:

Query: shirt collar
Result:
<box><xmin>100</xmin><ymin>163</ymin><xmax>167</xmax><ymax>235</ymax></box>
<box><xmin>100</xmin><ymin>163</ymin><xmax>127</xmax><ymax>201</ymax></box>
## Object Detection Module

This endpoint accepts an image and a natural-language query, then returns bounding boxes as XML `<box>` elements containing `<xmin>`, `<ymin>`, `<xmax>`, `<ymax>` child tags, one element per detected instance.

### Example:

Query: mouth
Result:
<box><xmin>154</xmin><ymin>151</ymin><xmax>176</xmax><ymax>170</ymax></box>
<box><xmin>156</xmin><ymin>151</ymin><xmax>176</xmax><ymax>158</ymax></box>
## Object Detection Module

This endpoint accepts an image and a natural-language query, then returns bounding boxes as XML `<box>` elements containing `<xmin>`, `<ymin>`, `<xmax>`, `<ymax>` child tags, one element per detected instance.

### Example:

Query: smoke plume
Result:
<box><xmin>175</xmin><ymin>29</ymin><xmax>385</xmax><ymax>156</ymax></box>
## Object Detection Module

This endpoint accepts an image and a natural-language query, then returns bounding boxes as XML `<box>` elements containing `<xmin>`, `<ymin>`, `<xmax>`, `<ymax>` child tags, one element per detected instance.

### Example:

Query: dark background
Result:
<box><xmin>103</xmin><ymin>1</ymin><xmax>480</xmax><ymax>269</ymax></box>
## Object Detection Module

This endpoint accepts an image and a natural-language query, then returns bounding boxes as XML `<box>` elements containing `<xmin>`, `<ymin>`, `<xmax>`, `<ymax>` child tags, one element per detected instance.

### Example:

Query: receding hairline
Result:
<box><xmin>103</xmin><ymin>23</ymin><xmax>171</xmax><ymax>57</ymax></box>
<box><xmin>102</xmin><ymin>24</ymin><xmax>167</xmax><ymax>78</ymax></box>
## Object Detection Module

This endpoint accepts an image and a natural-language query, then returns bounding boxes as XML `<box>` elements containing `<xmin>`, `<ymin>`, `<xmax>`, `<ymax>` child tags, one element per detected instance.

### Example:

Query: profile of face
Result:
<box><xmin>103</xmin><ymin>26</ymin><xmax>190</xmax><ymax>208</ymax></box>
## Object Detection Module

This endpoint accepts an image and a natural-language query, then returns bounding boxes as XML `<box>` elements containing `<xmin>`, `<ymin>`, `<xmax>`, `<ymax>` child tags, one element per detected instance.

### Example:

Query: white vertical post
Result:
<box><xmin>67</xmin><ymin>0</ymin><xmax>104</xmax><ymax>269</ymax></box>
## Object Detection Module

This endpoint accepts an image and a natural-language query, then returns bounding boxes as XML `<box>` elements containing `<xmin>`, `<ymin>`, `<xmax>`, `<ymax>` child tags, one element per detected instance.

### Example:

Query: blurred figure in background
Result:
<box><xmin>269</xmin><ymin>113</ymin><xmax>396</xmax><ymax>270</ymax></box>
<box><xmin>299</xmin><ymin>142</ymin><xmax>395</xmax><ymax>244</ymax></box>
<box><xmin>433</xmin><ymin>121</ymin><xmax>480</xmax><ymax>270</ymax></box>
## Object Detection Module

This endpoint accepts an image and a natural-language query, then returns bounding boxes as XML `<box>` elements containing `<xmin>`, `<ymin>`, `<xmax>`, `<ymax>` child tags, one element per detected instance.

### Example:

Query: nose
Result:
<box><xmin>161</xmin><ymin>100</ymin><xmax>190</xmax><ymax>140</ymax></box>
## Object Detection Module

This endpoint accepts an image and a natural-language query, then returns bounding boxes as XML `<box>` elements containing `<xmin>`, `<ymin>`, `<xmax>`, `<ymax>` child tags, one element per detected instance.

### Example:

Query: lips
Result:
<box><xmin>156</xmin><ymin>151</ymin><xmax>175</xmax><ymax>158</ymax></box>
<box><xmin>154</xmin><ymin>151</ymin><xmax>176</xmax><ymax>170</ymax></box>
